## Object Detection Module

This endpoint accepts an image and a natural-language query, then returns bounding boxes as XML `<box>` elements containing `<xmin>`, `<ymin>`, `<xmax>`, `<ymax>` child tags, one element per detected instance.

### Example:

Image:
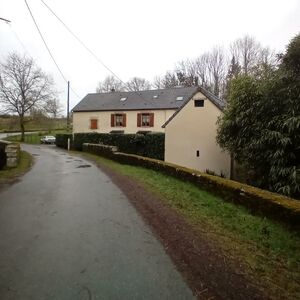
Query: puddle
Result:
<box><xmin>66</xmin><ymin>161</ymin><xmax>72</xmax><ymax>163</ymax></box>
<box><xmin>32</xmin><ymin>154</ymin><xmax>40</xmax><ymax>156</ymax></box>
<box><xmin>76</xmin><ymin>164</ymin><xmax>91</xmax><ymax>168</ymax></box>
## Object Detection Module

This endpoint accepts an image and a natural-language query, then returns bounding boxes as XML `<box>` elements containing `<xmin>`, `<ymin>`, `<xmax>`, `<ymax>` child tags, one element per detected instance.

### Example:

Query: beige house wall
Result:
<box><xmin>164</xmin><ymin>92</ymin><xmax>231</xmax><ymax>177</ymax></box>
<box><xmin>73</xmin><ymin>109</ymin><xmax>176</xmax><ymax>134</ymax></box>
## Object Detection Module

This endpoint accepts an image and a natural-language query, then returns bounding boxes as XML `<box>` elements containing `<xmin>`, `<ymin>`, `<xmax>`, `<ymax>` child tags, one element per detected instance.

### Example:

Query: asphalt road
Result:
<box><xmin>0</xmin><ymin>145</ymin><xmax>194</xmax><ymax>300</ymax></box>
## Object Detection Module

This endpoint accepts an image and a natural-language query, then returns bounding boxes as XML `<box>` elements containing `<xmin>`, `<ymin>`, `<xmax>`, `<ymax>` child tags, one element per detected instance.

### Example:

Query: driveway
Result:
<box><xmin>0</xmin><ymin>145</ymin><xmax>194</xmax><ymax>300</ymax></box>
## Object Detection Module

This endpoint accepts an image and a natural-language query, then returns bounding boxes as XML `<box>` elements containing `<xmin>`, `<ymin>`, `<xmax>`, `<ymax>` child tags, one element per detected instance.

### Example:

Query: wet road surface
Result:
<box><xmin>0</xmin><ymin>145</ymin><xmax>194</xmax><ymax>300</ymax></box>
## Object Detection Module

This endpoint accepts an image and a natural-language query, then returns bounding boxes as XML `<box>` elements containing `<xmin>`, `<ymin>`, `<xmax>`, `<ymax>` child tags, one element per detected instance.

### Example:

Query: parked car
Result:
<box><xmin>40</xmin><ymin>136</ymin><xmax>56</xmax><ymax>144</ymax></box>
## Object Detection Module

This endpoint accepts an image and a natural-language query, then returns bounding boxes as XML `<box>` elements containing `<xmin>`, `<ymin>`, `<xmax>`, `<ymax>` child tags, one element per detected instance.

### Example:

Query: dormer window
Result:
<box><xmin>120</xmin><ymin>97</ymin><xmax>127</xmax><ymax>101</ymax></box>
<box><xmin>176</xmin><ymin>96</ymin><xmax>184</xmax><ymax>101</ymax></box>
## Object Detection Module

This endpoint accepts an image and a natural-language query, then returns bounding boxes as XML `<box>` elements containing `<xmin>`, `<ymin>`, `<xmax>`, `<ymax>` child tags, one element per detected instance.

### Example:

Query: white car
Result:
<box><xmin>40</xmin><ymin>136</ymin><xmax>56</xmax><ymax>144</ymax></box>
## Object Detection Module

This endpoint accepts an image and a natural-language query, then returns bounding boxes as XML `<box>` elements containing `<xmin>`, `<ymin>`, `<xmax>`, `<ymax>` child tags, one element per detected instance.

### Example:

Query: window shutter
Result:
<box><xmin>111</xmin><ymin>114</ymin><xmax>115</xmax><ymax>127</ymax></box>
<box><xmin>90</xmin><ymin>119</ymin><xmax>98</xmax><ymax>129</ymax></box>
<box><xmin>150</xmin><ymin>113</ymin><xmax>154</xmax><ymax>127</ymax></box>
<box><xmin>123</xmin><ymin>113</ymin><xmax>126</xmax><ymax>127</ymax></box>
<box><xmin>137</xmin><ymin>113</ymin><xmax>141</xmax><ymax>127</ymax></box>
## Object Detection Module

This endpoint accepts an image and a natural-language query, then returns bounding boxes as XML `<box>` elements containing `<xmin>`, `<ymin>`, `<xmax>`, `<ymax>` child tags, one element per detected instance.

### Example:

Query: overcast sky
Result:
<box><xmin>1</xmin><ymin>0</ymin><xmax>300</xmax><ymax>111</ymax></box>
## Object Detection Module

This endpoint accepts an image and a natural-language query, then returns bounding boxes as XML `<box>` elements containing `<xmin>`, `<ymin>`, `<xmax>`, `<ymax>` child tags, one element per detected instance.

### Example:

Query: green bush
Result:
<box><xmin>62</xmin><ymin>132</ymin><xmax>165</xmax><ymax>160</ymax></box>
<box><xmin>55</xmin><ymin>134</ymin><xmax>73</xmax><ymax>149</ymax></box>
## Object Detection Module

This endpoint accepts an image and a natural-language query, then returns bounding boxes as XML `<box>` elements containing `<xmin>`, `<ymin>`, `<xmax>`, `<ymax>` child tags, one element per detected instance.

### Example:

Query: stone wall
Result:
<box><xmin>0</xmin><ymin>140</ymin><xmax>20</xmax><ymax>168</ymax></box>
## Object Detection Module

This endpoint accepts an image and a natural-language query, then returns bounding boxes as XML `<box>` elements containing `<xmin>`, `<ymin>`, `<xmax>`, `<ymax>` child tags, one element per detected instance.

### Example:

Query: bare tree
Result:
<box><xmin>207</xmin><ymin>46</ymin><xmax>227</xmax><ymax>97</ymax></box>
<box><xmin>193</xmin><ymin>53</ymin><xmax>210</xmax><ymax>89</ymax></box>
<box><xmin>96</xmin><ymin>75</ymin><xmax>124</xmax><ymax>93</ymax></box>
<box><xmin>0</xmin><ymin>53</ymin><xmax>56</xmax><ymax>141</ymax></box>
<box><xmin>152</xmin><ymin>76</ymin><xmax>164</xmax><ymax>89</ymax></box>
<box><xmin>175</xmin><ymin>59</ymin><xmax>195</xmax><ymax>78</ymax></box>
<box><xmin>174</xmin><ymin>49</ymin><xmax>226</xmax><ymax>96</ymax></box>
<box><xmin>162</xmin><ymin>71</ymin><xmax>179</xmax><ymax>88</ymax></box>
<box><xmin>44</xmin><ymin>98</ymin><xmax>63</xmax><ymax>118</ymax></box>
<box><xmin>125</xmin><ymin>77</ymin><xmax>151</xmax><ymax>91</ymax></box>
<box><xmin>230</xmin><ymin>35</ymin><xmax>262</xmax><ymax>75</ymax></box>
<box><xmin>175</xmin><ymin>59</ymin><xmax>199</xmax><ymax>86</ymax></box>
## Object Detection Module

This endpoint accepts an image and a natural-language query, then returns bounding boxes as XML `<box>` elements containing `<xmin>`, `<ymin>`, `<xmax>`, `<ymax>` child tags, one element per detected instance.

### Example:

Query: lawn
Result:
<box><xmin>78</xmin><ymin>151</ymin><xmax>300</xmax><ymax>299</ymax></box>
<box><xmin>0</xmin><ymin>116</ymin><xmax>67</xmax><ymax>132</ymax></box>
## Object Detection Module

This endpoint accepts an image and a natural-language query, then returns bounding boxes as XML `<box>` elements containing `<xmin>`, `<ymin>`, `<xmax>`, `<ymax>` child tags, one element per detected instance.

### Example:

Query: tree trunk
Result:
<box><xmin>20</xmin><ymin>117</ymin><xmax>25</xmax><ymax>142</ymax></box>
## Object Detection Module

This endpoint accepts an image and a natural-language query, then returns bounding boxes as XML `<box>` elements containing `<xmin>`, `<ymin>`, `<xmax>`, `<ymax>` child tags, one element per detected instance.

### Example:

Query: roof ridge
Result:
<box><xmin>90</xmin><ymin>86</ymin><xmax>199</xmax><ymax>96</ymax></box>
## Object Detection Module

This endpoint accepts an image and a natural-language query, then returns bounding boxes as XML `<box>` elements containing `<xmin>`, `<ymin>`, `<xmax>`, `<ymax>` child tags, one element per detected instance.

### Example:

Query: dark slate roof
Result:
<box><xmin>72</xmin><ymin>87</ymin><xmax>199</xmax><ymax>112</ymax></box>
<box><xmin>199</xmin><ymin>87</ymin><xmax>226</xmax><ymax>111</ymax></box>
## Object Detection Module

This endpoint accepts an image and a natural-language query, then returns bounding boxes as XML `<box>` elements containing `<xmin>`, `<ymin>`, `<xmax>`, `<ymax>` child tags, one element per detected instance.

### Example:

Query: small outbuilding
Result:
<box><xmin>162</xmin><ymin>87</ymin><xmax>231</xmax><ymax>177</ymax></box>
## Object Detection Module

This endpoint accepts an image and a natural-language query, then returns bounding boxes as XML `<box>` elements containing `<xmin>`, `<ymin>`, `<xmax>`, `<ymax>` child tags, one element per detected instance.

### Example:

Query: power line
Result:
<box><xmin>40</xmin><ymin>0</ymin><xmax>146</xmax><ymax>101</ymax></box>
<box><xmin>24</xmin><ymin>0</ymin><xmax>81</xmax><ymax>99</ymax></box>
<box><xmin>0</xmin><ymin>17</ymin><xmax>11</xmax><ymax>23</ymax></box>
<box><xmin>40</xmin><ymin>0</ymin><xmax>126</xmax><ymax>87</ymax></box>
<box><xmin>8</xmin><ymin>23</ymin><xmax>29</xmax><ymax>54</ymax></box>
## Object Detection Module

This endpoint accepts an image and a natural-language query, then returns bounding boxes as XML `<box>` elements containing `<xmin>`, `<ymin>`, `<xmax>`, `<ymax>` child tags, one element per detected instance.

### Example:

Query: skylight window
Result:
<box><xmin>120</xmin><ymin>97</ymin><xmax>127</xmax><ymax>101</ymax></box>
<box><xmin>176</xmin><ymin>96</ymin><xmax>184</xmax><ymax>101</ymax></box>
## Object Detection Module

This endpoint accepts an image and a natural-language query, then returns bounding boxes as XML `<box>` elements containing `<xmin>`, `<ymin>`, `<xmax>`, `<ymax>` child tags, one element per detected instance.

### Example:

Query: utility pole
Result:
<box><xmin>0</xmin><ymin>17</ymin><xmax>11</xmax><ymax>23</ymax></box>
<box><xmin>67</xmin><ymin>81</ymin><xmax>70</xmax><ymax>129</ymax></box>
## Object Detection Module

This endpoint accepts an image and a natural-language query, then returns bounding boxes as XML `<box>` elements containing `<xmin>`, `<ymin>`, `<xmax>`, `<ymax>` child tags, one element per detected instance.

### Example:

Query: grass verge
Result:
<box><xmin>78</xmin><ymin>151</ymin><xmax>300</xmax><ymax>299</ymax></box>
<box><xmin>0</xmin><ymin>151</ymin><xmax>33</xmax><ymax>183</ymax></box>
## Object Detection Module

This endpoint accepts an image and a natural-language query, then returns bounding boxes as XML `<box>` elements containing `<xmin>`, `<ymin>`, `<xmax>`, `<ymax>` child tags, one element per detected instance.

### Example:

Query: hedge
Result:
<box><xmin>55</xmin><ymin>134</ymin><xmax>73</xmax><ymax>149</ymax></box>
<box><xmin>56</xmin><ymin>132</ymin><xmax>165</xmax><ymax>160</ymax></box>
<box><xmin>82</xmin><ymin>143</ymin><xmax>300</xmax><ymax>230</ymax></box>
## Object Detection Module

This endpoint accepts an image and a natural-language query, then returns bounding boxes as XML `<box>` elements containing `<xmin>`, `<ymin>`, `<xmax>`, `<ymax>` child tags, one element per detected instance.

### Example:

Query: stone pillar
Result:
<box><xmin>5</xmin><ymin>143</ymin><xmax>20</xmax><ymax>168</ymax></box>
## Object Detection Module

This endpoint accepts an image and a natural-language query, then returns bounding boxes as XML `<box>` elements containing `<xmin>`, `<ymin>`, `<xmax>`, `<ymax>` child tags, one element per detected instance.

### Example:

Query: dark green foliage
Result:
<box><xmin>224</xmin><ymin>56</ymin><xmax>241</xmax><ymax>101</ymax></box>
<box><xmin>281</xmin><ymin>34</ymin><xmax>300</xmax><ymax>74</ymax></box>
<box><xmin>217</xmin><ymin>34</ymin><xmax>300</xmax><ymax>198</ymax></box>
<box><xmin>55</xmin><ymin>134</ymin><xmax>73</xmax><ymax>149</ymax></box>
<box><xmin>57</xmin><ymin>133</ymin><xmax>165</xmax><ymax>160</ymax></box>
<box><xmin>82</xmin><ymin>143</ymin><xmax>117</xmax><ymax>159</ymax></box>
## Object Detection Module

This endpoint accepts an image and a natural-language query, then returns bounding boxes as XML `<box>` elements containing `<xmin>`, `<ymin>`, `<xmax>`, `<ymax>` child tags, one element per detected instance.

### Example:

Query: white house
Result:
<box><xmin>162</xmin><ymin>88</ymin><xmax>231</xmax><ymax>177</ymax></box>
<box><xmin>72</xmin><ymin>86</ymin><xmax>231</xmax><ymax>177</ymax></box>
<box><xmin>72</xmin><ymin>87</ymin><xmax>200</xmax><ymax>134</ymax></box>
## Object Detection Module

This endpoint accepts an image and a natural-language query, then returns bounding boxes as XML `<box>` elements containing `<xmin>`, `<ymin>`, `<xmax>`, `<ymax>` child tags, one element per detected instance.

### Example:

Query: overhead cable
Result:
<box><xmin>40</xmin><ymin>0</ymin><xmax>146</xmax><ymax>100</ymax></box>
<box><xmin>24</xmin><ymin>0</ymin><xmax>81</xmax><ymax>99</ymax></box>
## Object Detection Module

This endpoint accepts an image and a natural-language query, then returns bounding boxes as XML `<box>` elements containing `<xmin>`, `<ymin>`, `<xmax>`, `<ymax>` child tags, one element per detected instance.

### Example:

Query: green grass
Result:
<box><xmin>5</xmin><ymin>130</ymin><xmax>71</xmax><ymax>144</ymax></box>
<box><xmin>0</xmin><ymin>116</ymin><xmax>67</xmax><ymax>132</ymax></box>
<box><xmin>78</xmin><ymin>152</ymin><xmax>300</xmax><ymax>299</ymax></box>
<box><xmin>0</xmin><ymin>151</ymin><xmax>33</xmax><ymax>181</ymax></box>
